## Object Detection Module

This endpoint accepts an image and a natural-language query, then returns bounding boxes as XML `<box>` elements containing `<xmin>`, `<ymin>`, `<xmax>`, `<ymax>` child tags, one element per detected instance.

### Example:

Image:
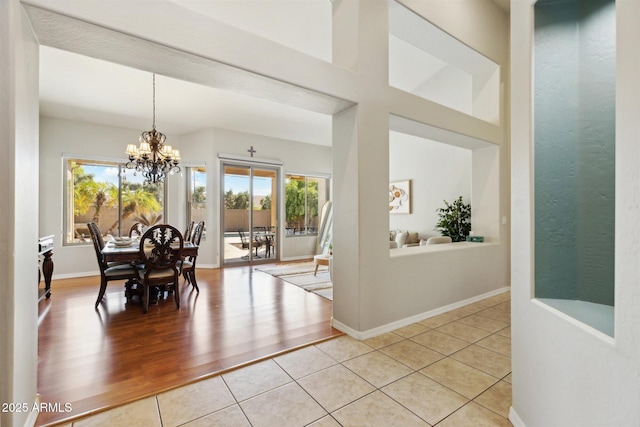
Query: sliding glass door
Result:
<box><xmin>222</xmin><ymin>163</ymin><xmax>278</xmax><ymax>265</ymax></box>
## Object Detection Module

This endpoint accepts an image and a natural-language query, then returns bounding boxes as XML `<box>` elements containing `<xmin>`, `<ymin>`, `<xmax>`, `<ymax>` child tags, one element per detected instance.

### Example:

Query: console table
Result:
<box><xmin>38</xmin><ymin>235</ymin><xmax>54</xmax><ymax>301</ymax></box>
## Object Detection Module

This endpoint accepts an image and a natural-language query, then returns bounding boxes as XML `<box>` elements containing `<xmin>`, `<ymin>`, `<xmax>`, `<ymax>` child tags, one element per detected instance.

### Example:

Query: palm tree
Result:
<box><xmin>106</xmin><ymin>187</ymin><xmax>162</xmax><ymax>235</ymax></box>
<box><xmin>92</xmin><ymin>181</ymin><xmax>117</xmax><ymax>223</ymax></box>
<box><xmin>133</xmin><ymin>212</ymin><xmax>163</xmax><ymax>227</ymax></box>
<box><xmin>72</xmin><ymin>167</ymin><xmax>116</xmax><ymax>232</ymax></box>
<box><xmin>72</xmin><ymin>168</ymin><xmax>98</xmax><ymax>216</ymax></box>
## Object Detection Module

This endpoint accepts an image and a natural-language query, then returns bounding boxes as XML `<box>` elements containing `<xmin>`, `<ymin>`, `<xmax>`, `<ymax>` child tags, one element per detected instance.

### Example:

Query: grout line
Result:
<box><xmin>78</xmin><ymin>298</ymin><xmax>512</xmax><ymax>427</ymax></box>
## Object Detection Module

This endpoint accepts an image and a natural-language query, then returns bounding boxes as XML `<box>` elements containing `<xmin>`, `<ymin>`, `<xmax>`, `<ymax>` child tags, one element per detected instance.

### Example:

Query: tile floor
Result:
<box><xmin>67</xmin><ymin>292</ymin><xmax>512</xmax><ymax>427</ymax></box>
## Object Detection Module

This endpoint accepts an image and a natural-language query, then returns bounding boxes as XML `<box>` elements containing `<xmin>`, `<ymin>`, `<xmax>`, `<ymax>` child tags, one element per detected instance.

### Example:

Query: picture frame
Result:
<box><xmin>389</xmin><ymin>180</ymin><xmax>411</xmax><ymax>214</ymax></box>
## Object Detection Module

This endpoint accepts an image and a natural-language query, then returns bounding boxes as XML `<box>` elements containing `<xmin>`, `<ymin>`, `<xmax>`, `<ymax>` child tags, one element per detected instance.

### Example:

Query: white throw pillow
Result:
<box><xmin>395</xmin><ymin>231</ymin><xmax>408</xmax><ymax>247</ymax></box>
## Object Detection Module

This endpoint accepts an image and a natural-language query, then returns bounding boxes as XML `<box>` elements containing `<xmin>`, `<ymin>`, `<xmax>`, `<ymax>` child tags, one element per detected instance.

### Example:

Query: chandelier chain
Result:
<box><xmin>124</xmin><ymin>73</ymin><xmax>181</xmax><ymax>184</ymax></box>
<box><xmin>152</xmin><ymin>73</ymin><xmax>156</xmax><ymax>130</ymax></box>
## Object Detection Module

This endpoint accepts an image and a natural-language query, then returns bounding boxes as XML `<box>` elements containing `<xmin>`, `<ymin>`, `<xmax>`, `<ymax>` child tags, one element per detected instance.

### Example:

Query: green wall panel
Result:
<box><xmin>534</xmin><ymin>0</ymin><xmax>615</xmax><ymax>306</ymax></box>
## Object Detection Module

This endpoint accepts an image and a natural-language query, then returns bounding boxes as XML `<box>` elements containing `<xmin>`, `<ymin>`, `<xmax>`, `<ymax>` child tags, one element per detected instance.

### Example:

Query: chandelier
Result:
<box><xmin>125</xmin><ymin>73</ymin><xmax>180</xmax><ymax>184</ymax></box>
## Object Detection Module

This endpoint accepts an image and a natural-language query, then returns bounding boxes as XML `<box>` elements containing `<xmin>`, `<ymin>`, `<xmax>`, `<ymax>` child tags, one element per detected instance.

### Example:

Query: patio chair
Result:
<box><xmin>238</xmin><ymin>228</ymin><xmax>262</xmax><ymax>257</ymax></box>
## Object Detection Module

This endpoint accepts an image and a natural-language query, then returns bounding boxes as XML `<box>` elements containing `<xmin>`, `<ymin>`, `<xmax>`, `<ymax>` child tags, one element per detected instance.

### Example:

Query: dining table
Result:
<box><xmin>255</xmin><ymin>232</ymin><xmax>275</xmax><ymax>258</ymax></box>
<box><xmin>102</xmin><ymin>239</ymin><xmax>199</xmax><ymax>301</ymax></box>
<box><xmin>102</xmin><ymin>240</ymin><xmax>199</xmax><ymax>263</ymax></box>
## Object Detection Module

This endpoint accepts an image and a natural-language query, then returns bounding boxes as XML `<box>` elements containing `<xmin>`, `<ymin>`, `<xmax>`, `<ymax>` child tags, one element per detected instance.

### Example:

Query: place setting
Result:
<box><xmin>109</xmin><ymin>236</ymin><xmax>138</xmax><ymax>248</ymax></box>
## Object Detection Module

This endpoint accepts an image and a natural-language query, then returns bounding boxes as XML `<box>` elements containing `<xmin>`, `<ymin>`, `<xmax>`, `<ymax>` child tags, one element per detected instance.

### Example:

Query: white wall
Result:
<box><xmin>39</xmin><ymin>118</ymin><xmax>332</xmax><ymax>277</ymax></box>
<box><xmin>510</xmin><ymin>1</ymin><xmax>640</xmax><ymax>426</ymax></box>
<box><xmin>389</xmin><ymin>131</ymin><xmax>471</xmax><ymax>239</ymax></box>
<box><xmin>471</xmin><ymin>145</ymin><xmax>501</xmax><ymax>243</ymax></box>
<box><xmin>0</xmin><ymin>2</ymin><xmax>40</xmax><ymax>426</ymax></box>
<box><xmin>332</xmin><ymin>0</ymin><xmax>510</xmax><ymax>337</ymax></box>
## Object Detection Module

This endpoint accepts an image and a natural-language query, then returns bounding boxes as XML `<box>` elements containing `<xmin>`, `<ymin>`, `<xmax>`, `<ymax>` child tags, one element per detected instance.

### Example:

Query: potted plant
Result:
<box><xmin>435</xmin><ymin>196</ymin><xmax>471</xmax><ymax>242</ymax></box>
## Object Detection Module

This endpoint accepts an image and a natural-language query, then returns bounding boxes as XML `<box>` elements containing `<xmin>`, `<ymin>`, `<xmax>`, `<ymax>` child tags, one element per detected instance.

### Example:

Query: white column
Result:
<box><xmin>0</xmin><ymin>1</ymin><xmax>41</xmax><ymax>426</ymax></box>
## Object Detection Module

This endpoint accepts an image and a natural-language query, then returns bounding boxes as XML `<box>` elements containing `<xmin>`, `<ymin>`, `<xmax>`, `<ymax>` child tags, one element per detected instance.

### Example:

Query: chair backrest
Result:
<box><xmin>184</xmin><ymin>221</ymin><xmax>195</xmax><ymax>243</ymax></box>
<box><xmin>191</xmin><ymin>221</ymin><xmax>205</xmax><ymax>246</ymax></box>
<box><xmin>87</xmin><ymin>222</ymin><xmax>107</xmax><ymax>271</ymax></box>
<box><xmin>139</xmin><ymin>224</ymin><xmax>183</xmax><ymax>271</ymax></box>
<box><xmin>426</xmin><ymin>236</ymin><xmax>453</xmax><ymax>245</ymax></box>
<box><xmin>238</xmin><ymin>229</ymin><xmax>248</xmax><ymax>245</ymax></box>
<box><xmin>129</xmin><ymin>222</ymin><xmax>144</xmax><ymax>237</ymax></box>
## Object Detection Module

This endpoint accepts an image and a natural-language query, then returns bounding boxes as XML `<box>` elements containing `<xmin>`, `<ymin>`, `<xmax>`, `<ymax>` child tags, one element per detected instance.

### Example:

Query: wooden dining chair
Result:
<box><xmin>128</xmin><ymin>222</ymin><xmax>144</xmax><ymax>237</ymax></box>
<box><xmin>178</xmin><ymin>221</ymin><xmax>204</xmax><ymax>292</ymax></box>
<box><xmin>87</xmin><ymin>222</ymin><xmax>139</xmax><ymax>308</ymax></box>
<box><xmin>138</xmin><ymin>224</ymin><xmax>183</xmax><ymax>313</ymax></box>
<box><xmin>184</xmin><ymin>221</ymin><xmax>195</xmax><ymax>243</ymax></box>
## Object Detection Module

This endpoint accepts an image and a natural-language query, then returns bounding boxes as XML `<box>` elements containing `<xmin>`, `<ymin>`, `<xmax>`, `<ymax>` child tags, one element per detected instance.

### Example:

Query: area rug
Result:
<box><xmin>256</xmin><ymin>261</ymin><xmax>318</xmax><ymax>276</ymax></box>
<box><xmin>256</xmin><ymin>262</ymin><xmax>333</xmax><ymax>300</ymax></box>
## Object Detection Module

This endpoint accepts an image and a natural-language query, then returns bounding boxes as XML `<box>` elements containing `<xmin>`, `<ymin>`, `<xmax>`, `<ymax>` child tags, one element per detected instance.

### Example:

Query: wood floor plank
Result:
<box><xmin>36</xmin><ymin>264</ymin><xmax>341</xmax><ymax>426</ymax></box>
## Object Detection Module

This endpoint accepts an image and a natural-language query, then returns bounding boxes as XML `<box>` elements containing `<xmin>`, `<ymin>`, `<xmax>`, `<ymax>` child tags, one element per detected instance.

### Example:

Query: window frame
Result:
<box><xmin>284</xmin><ymin>173</ymin><xmax>330</xmax><ymax>238</ymax></box>
<box><xmin>186</xmin><ymin>165</ymin><xmax>207</xmax><ymax>240</ymax></box>
<box><xmin>63</xmin><ymin>156</ymin><xmax>167</xmax><ymax>246</ymax></box>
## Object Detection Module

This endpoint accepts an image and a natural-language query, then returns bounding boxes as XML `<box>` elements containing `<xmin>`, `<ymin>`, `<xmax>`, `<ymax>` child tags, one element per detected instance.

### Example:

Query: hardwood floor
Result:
<box><xmin>36</xmin><ymin>265</ymin><xmax>341</xmax><ymax>426</ymax></box>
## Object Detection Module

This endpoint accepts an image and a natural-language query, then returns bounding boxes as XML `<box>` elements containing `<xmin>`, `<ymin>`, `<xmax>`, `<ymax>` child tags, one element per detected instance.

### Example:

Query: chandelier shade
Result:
<box><xmin>125</xmin><ymin>74</ymin><xmax>180</xmax><ymax>184</ymax></box>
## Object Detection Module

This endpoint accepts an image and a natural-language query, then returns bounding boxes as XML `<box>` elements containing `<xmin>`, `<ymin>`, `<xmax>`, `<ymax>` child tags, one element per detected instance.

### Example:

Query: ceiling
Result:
<box><xmin>38</xmin><ymin>0</ymin><xmax>335</xmax><ymax>146</ymax></box>
<box><xmin>39</xmin><ymin>46</ymin><xmax>334</xmax><ymax>146</ymax></box>
<box><xmin>37</xmin><ymin>0</ymin><xmax>508</xmax><ymax>147</ymax></box>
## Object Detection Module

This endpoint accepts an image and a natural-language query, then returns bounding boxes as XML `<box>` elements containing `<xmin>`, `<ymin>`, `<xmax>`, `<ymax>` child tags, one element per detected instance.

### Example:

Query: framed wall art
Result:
<box><xmin>389</xmin><ymin>180</ymin><xmax>411</xmax><ymax>214</ymax></box>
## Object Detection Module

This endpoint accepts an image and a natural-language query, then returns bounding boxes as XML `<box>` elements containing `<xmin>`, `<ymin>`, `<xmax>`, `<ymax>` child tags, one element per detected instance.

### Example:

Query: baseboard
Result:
<box><xmin>331</xmin><ymin>319</ymin><xmax>363</xmax><ymax>339</ymax></box>
<box><xmin>509</xmin><ymin>407</ymin><xmax>526</xmax><ymax>427</ymax></box>
<box><xmin>197</xmin><ymin>263</ymin><xmax>218</xmax><ymax>269</ymax></box>
<box><xmin>52</xmin><ymin>271</ymin><xmax>98</xmax><ymax>280</ymax></box>
<box><xmin>332</xmin><ymin>287</ymin><xmax>510</xmax><ymax>340</ymax></box>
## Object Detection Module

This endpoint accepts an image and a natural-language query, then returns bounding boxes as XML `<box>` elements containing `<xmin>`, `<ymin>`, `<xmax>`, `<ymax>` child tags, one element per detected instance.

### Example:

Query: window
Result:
<box><xmin>285</xmin><ymin>174</ymin><xmax>329</xmax><ymax>236</ymax></box>
<box><xmin>65</xmin><ymin>158</ymin><xmax>165</xmax><ymax>245</ymax></box>
<box><xmin>187</xmin><ymin>166</ymin><xmax>206</xmax><ymax>239</ymax></box>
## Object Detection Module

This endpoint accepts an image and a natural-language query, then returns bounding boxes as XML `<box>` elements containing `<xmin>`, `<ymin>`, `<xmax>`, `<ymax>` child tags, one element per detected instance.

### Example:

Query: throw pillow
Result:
<box><xmin>395</xmin><ymin>231</ymin><xmax>408</xmax><ymax>247</ymax></box>
<box><xmin>406</xmin><ymin>232</ymin><xmax>419</xmax><ymax>245</ymax></box>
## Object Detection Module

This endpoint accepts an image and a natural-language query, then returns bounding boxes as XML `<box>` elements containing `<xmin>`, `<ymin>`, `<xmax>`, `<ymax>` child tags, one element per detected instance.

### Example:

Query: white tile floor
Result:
<box><xmin>68</xmin><ymin>292</ymin><xmax>512</xmax><ymax>427</ymax></box>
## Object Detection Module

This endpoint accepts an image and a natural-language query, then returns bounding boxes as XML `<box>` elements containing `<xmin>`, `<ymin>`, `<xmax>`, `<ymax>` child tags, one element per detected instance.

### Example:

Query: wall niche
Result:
<box><xmin>534</xmin><ymin>0</ymin><xmax>616</xmax><ymax>336</ymax></box>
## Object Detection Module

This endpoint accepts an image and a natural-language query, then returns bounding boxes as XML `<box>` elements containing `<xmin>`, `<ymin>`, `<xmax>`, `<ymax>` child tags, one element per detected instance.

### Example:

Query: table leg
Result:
<box><xmin>42</xmin><ymin>251</ymin><xmax>54</xmax><ymax>298</ymax></box>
